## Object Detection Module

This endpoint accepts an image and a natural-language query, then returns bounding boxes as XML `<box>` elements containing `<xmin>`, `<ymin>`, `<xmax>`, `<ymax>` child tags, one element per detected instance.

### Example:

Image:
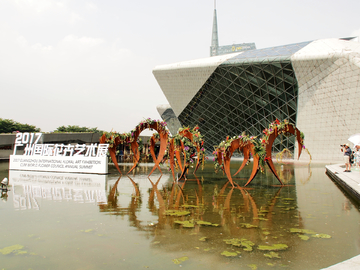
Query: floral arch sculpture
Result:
<box><xmin>167</xmin><ymin>126</ymin><xmax>206</xmax><ymax>181</ymax></box>
<box><xmin>214</xmin><ymin>120</ymin><xmax>306</xmax><ymax>187</ymax></box>
<box><xmin>214</xmin><ymin>135</ymin><xmax>259</xmax><ymax>187</ymax></box>
<box><xmin>260</xmin><ymin>119</ymin><xmax>304</xmax><ymax>185</ymax></box>
<box><xmin>100</xmin><ymin>119</ymin><xmax>169</xmax><ymax>175</ymax></box>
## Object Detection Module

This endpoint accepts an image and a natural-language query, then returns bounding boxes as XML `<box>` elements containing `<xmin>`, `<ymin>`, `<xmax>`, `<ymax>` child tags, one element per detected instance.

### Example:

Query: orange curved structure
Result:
<box><xmin>216</xmin><ymin>138</ymin><xmax>259</xmax><ymax>187</ymax></box>
<box><xmin>264</xmin><ymin>124</ymin><xmax>304</xmax><ymax>185</ymax></box>
<box><xmin>100</xmin><ymin>120</ymin><xmax>169</xmax><ymax>176</ymax></box>
<box><xmin>167</xmin><ymin>127</ymin><xmax>205</xmax><ymax>181</ymax></box>
<box><xmin>214</xmin><ymin>121</ymin><xmax>305</xmax><ymax>187</ymax></box>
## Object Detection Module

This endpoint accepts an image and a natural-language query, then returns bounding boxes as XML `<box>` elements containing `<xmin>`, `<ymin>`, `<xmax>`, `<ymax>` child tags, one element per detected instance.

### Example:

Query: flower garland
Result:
<box><xmin>213</xmin><ymin>133</ymin><xmax>257</xmax><ymax>173</ymax></box>
<box><xmin>170</xmin><ymin>126</ymin><xmax>206</xmax><ymax>170</ymax></box>
<box><xmin>102</xmin><ymin>118</ymin><xmax>169</xmax><ymax>151</ymax></box>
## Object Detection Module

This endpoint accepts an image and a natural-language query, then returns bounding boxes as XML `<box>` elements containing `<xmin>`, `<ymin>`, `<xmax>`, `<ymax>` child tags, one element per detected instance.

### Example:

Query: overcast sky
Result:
<box><xmin>1</xmin><ymin>0</ymin><xmax>359</xmax><ymax>134</ymax></box>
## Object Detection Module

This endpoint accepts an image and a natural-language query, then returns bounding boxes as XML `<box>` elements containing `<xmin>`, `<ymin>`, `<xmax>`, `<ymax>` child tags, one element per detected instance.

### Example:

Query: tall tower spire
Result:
<box><xmin>210</xmin><ymin>0</ymin><xmax>219</xmax><ymax>56</ymax></box>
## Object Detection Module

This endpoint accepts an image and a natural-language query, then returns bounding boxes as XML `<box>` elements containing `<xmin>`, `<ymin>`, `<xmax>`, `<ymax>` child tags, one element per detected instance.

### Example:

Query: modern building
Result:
<box><xmin>153</xmin><ymin>7</ymin><xmax>360</xmax><ymax>161</ymax></box>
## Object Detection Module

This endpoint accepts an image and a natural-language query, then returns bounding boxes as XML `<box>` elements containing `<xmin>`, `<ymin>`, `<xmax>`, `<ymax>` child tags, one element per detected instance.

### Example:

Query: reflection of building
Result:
<box><xmin>153</xmin><ymin>8</ymin><xmax>360</xmax><ymax>160</ymax></box>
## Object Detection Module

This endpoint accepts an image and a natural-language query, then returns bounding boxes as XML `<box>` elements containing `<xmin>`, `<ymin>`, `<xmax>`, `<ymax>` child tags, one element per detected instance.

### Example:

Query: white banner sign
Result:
<box><xmin>10</xmin><ymin>132</ymin><xmax>109</xmax><ymax>174</ymax></box>
<box><xmin>10</xmin><ymin>155</ymin><xmax>108</xmax><ymax>174</ymax></box>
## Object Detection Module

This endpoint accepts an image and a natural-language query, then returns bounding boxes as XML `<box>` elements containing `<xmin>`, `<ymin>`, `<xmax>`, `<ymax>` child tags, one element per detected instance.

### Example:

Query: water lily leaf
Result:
<box><xmin>267</xmin><ymin>262</ymin><xmax>276</xmax><ymax>266</ymax></box>
<box><xmin>196</xmin><ymin>221</ymin><xmax>212</xmax><ymax>226</ymax></box>
<box><xmin>289</xmin><ymin>228</ymin><xmax>316</xmax><ymax>234</ymax></box>
<box><xmin>165</xmin><ymin>210</ymin><xmax>191</xmax><ymax>216</ymax></box>
<box><xmin>174</xmin><ymin>221</ymin><xmax>194</xmax><ymax>228</ymax></box>
<box><xmin>212</xmin><ymin>224</ymin><xmax>220</xmax><ymax>227</ymax></box>
<box><xmin>263</xmin><ymin>231</ymin><xmax>270</xmax><ymax>235</ymax></box>
<box><xmin>298</xmin><ymin>235</ymin><xmax>309</xmax><ymax>241</ymax></box>
<box><xmin>311</xmin><ymin>234</ymin><xmax>331</xmax><ymax>239</ymax></box>
<box><xmin>172</xmin><ymin>256</ymin><xmax>189</xmax><ymax>264</ymax></box>
<box><xmin>240</xmin><ymin>223</ymin><xmax>258</xmax><ymax>228</ymax></box>
<box><xmin>199</xmin><ymin>237</ymin><xmax>207</xmax><ymax>241</ymax></box>
<box><xmin>84</xmin><ymin>229</ymin><xmax>93</xmax><ymax>233</ymax></box>
<box><xmin>264</xmin><ymin>251</ymin><xmax>281</xmax><ymax>258</ymax></box>
<box><xmin>0</xmin><ymin>244</ymin><xmax>25</xmax><ymax>255</ymax></box>
<box><xmin>223</xmin><ymin>238</ymin><xmax>254</xmax><ymax>251</ymax></box>
<box><xmin>247</xmin><ymin>264</ymin><xmax>258</xmax><ymax>269</ymax></box>
<box><xmin>257</xmin><ymin>244</ymin><xmax>288</xmax><ymax>251</ymax></box>
<box><xmin>221</xmin><ymin>250</ymin><xmax>238</xmax><ymax>257</ymax></box>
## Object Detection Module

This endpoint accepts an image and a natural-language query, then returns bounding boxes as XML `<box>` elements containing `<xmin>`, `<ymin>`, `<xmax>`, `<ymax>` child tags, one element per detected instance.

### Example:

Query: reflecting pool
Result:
<box><xmin>1</xmin><ymin>161</ymin><xmax>360</xmax><ymax>269</ymax></box>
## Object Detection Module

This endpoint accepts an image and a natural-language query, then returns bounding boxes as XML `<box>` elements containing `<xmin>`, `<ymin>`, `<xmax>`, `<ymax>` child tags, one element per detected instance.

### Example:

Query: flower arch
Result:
<box><xmin>260</xmin><ymin>120</ymin><xmax>304</xmax><ymax>185</ymax></box>
<box><xmin>214</xmin><ymin>135</ymin><xmax>259</xmax><ymax>187</ymax></box>
<box><xmin>100</xmin><ymin>119</ymin><xmax>169</xmax><ymax>175</ymax></box>
<box><xmin>168</xmin><ymin>126</ymin><xmax>206</xmax><ymax>181</ymax></box>
<box><xmin>214</xmin><ymin>120</ymin><xmax>306</xmax><ymax>187</ymax></box>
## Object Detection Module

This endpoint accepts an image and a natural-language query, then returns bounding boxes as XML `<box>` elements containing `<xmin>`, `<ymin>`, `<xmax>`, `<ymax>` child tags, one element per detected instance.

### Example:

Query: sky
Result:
<box><xmin>1</xmin><ymin>0</ymin><xmax>360</xmax><ymax>134</ymax></box>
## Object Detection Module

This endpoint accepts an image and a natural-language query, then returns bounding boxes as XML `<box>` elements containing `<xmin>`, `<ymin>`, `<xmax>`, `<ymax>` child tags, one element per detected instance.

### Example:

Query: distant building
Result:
<box><xmin>210</xmin><ymin>4</ymin><xmax>255</xmax><ymax>56</ymax></box>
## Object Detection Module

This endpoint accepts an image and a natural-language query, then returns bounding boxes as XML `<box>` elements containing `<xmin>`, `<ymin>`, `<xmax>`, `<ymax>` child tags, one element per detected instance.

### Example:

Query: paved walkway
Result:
<box><xmin>323</xmin><ymin>164</ymin><xmax>360</xmax><ymax>269</ymax></box>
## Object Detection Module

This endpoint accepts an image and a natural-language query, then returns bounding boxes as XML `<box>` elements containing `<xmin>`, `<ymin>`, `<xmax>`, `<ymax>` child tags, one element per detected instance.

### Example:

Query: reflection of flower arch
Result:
<box><xmin>99</xmin><ymin>119</ymin><xmax>169</xmax><ymax>175</ymax></box>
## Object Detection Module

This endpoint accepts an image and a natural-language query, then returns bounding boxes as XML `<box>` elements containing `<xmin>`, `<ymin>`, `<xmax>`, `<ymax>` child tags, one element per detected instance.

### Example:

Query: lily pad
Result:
<box><xmin>0</xmin><ymin>244</ymin><xmax>25</xmax><ymax>255</ymax></box>
<box><xmin>257</xmin><ymin>244</ymin><xmax>288</xmax><ymax>251</ymax></box>
<box><xmin>264</xmin><ymin>251</ymin><xmax>281</xmax><ymax>258</ymax></box>
<box><xmin>221</xmin><ymin>250</ymin><xmax>238</xmax><ymax>257</ymax></box>
<box><xmin>165</xmin><ymin>210</ymin><xmax>191</xmax><ymax>217</ymax></box>
<box><xmin>311</xmin><ymin>234</ymin><xmax>331</xmax><ymax>239</ymax></box>
<box><xmin>289</xmin><ymin>228</ymin><xmax>316</xmax><ymax>234</ymax></box>
<box><xmin>247</xmin><ymin>264</ymin><xmax>258</xmax><ymax>270</ymax></box>
<box><xmin>174</xmin><ymin>221</ymin><xmax>194</xmax><ymax>228</ymax></box>
<box><xmin>298</xmin><ymin>235</ymin><xmax>309</xmax><ymax>241</ymax></box>
<box><xmin>240</xmin><ymin>223</ymin><xmax>258</xmax><ymax>229</ymax></box>
<box><xmin>196</xmin><ymin>221</ymin><xmax>213</xmax><ymax>226</ymax></box>
<box><xmin>172</xmin><ymin>256</ymin><xmax>189</xmax><ymax>264</ymax></box>
<box><xmin>199</xmin><ymin>237</ymin><xmax>207</xmax><ymax>242</ymax></box>
<box><xmin>223</xmin><ymin>238</ymin><xmax>254</xmax><ymax>251</ymax></box>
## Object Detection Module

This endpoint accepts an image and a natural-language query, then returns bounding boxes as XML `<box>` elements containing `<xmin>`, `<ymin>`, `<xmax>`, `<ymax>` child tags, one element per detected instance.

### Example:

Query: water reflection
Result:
<box><xmin>8</xmin><ymin>170</ymin><xmax>107</xmax><ymax>210</ymax></box>
<box><xmin>2</xmin><ymin>163</ymin><xmax>360</xmax><ymax>270</ymax></box>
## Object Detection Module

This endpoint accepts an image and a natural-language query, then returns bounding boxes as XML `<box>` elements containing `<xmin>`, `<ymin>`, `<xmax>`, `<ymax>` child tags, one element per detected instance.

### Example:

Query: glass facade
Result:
<box><xmin>178</xmin><ymin>42</ymin><xmax>311</xmax><ymax>154</ymax></box>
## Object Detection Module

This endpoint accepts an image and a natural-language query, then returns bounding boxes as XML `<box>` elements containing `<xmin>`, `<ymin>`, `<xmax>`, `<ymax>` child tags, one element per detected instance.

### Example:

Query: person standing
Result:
<box><xmin>341</xmin><ymin>143</ymin><xmax>352</xmax><ymax>172</ymax></box>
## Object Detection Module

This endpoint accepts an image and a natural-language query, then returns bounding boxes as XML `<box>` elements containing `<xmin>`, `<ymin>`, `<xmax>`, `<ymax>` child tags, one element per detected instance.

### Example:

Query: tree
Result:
<box><xmin>54</xmin><ymin>125</ymin><xmax>102</xmax><ymax>133</ymax></box>
<box><xmin>0</xmin><ymin>118</ymin><xmax>41</xmax><ymax>133</ymax></box>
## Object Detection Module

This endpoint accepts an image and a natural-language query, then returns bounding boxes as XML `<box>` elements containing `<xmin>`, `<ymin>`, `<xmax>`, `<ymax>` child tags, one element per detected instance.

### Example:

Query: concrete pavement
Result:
<box><xmin>323</xmin><ymin>164</ymin><xmax>360</xmax><ymax>269</ymax></box>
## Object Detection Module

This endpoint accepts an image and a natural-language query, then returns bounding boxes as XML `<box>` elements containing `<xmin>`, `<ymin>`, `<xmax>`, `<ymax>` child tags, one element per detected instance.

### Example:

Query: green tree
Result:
<box><xmin>54</xmin><ymin>125</ymin><xmax>102</xmax><ymax>133</ymax></box>
<box><xmin>0</xmin><ymin>118</ymin><xmax>41</xmax><ymax>133</ymax></box>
